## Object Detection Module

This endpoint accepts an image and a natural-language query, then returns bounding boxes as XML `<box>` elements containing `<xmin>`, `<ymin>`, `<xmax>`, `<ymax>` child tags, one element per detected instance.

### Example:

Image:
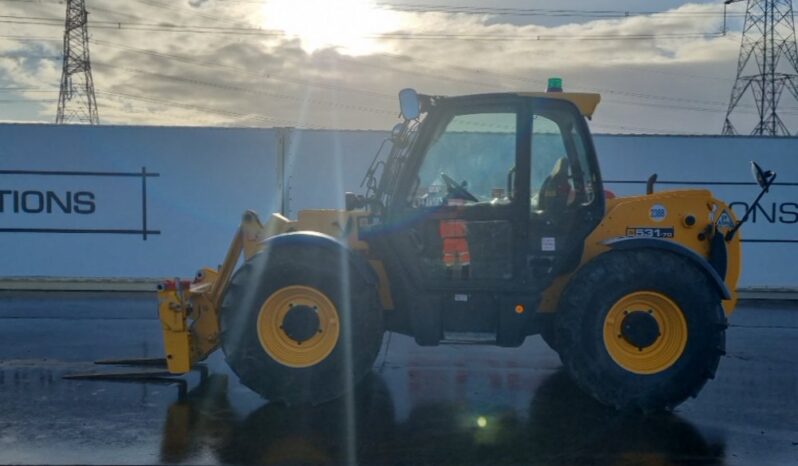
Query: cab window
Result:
<box><xmin>412</xmin><ymin>110</ymin><xmax>516</xmax><ymax>207</ymax></box>
<box><xmin>530</xmin><ymin>106</ymin><xmax>596</xmax><ymax>211</ymax></box>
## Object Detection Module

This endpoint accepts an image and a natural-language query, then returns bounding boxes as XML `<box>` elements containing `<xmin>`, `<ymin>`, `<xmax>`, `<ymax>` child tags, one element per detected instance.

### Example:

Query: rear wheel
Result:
<box><xmin>555</xmin><ymin>249</ymin><xmax>726</xmax><ymax>411</ymax></box>
<box><xmin>220</xmin><ymin>244</ymin><xmax>384</xmax><ymax>405</ymax></box>
<box><xmin>539</xmin><ymin>315</ymin><xmax>559</xmax><ymax>354</ymax></box>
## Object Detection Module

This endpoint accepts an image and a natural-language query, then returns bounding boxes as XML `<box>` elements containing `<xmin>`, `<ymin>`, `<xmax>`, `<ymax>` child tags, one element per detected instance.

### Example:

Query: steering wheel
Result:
<box><xmin>440</xmin><ymin>172</ymin><xmax>479</xmax><ymax>203</ymax></box>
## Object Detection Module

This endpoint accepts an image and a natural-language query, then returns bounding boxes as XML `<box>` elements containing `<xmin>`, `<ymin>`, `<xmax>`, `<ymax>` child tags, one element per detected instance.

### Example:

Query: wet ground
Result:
<box><xmin>0</xmin><ymin>292</ymin><xmax>796</xmax><ymax>465</ymax></box>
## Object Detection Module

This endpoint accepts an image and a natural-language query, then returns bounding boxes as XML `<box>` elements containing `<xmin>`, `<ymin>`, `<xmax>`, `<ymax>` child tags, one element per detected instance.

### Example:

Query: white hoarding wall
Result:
<box><xmin>283</xmin><ymin>129</ymin><xmax>388</xmax><ymax>214</ymax></box>
<box><xmin>0</xmin><ymin>124</ymin><xmax>280</xmax><ymax>277</ymax></box>
<box><xmin>0</xmin><ymin>123</ymin><xmax>795</xmax><ymax>288</ymax></box>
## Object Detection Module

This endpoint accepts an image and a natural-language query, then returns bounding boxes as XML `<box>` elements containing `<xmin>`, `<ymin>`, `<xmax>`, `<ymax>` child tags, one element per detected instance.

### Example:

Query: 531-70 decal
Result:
<box><xmin>625</xmin><ymin>227</ymin><xmax>675</xmax><ymax>238</ymax></box>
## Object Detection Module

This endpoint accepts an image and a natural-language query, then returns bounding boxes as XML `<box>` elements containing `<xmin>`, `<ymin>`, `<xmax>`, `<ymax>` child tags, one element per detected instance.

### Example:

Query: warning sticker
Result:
<box><xmin>716</xmin><ymin>211</ymin><xmax>735</xmax><ymax>230</ymax></box>
<box><xmin>649</xmin><ymin>204</ymin><xmax>667</xmax><ymax>222</ymax></box>
<box><xmin>541</xmin><ymin>237</ymin><xmax>556</xmax><ymax>251</ymax></box>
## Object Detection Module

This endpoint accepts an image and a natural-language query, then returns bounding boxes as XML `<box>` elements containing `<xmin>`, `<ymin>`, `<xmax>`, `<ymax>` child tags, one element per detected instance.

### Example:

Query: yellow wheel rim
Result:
<box><xmin>603</xmin><ymin>291</ymin><xmax>688</xmax><ymax>375</ymax></box>
<box><xmin>257</xmin><ymin>285</ymin><xmax>340</xmax><ymax>368</ymax></box>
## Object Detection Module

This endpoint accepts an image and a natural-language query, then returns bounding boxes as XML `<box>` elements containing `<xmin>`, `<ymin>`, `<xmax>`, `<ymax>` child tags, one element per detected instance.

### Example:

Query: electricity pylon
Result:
<box><xmin>722</xmin><ymin>0</ymin><xmax>798</xmax><ymax>136</ymax></box>
<box><xmin>55</xmin><ymin>0</ymin><xmax>99</xmax><ymax>124</ymax></box>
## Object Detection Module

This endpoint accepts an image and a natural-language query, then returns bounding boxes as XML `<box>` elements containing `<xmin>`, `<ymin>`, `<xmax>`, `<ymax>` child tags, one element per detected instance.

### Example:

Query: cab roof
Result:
<box><xmin>424</xmin><ymin>92</ymin><xmax>601</xmax><ymax>119</ymax></box>
<box><xmin>518</xmin><ymin>92</ymin><xmax>601</xmax><ymax>118</ymax></box>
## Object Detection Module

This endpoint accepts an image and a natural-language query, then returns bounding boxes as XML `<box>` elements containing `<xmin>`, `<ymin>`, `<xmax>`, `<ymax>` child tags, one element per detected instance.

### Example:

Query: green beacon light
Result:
<box><xmin>546</xmin><ymin>77</ymin><xmax>563</xmax><ymax>93</ymax></box>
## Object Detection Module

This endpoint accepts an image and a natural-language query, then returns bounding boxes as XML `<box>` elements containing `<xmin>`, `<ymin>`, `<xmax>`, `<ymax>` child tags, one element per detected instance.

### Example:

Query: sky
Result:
<box><xmin>0</xmin><ymin>0</ymin><xmax>795</xmax><ymax>134</ymax></box>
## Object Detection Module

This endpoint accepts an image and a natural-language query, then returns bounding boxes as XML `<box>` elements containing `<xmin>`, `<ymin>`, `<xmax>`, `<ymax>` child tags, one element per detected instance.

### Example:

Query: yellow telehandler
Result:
<box><xmin>94</xmin><ymin>80</ymin><xmax>777</xmax><ymax>411</ymax></box>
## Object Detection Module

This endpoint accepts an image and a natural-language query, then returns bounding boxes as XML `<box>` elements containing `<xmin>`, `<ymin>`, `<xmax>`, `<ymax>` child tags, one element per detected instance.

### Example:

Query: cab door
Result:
<box><xmin>527</xmin><ymin>98</ymin><xmax>604</xmax><ymax>278</ymax></box>
<box><xmin>384</xmin><ymin>98</ymin><xmax>531</xmax><ymax>293</ymax></box>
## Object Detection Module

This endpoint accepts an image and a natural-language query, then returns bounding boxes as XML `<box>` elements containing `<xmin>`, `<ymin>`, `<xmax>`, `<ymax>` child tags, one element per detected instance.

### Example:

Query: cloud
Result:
<box><xmin>0</xmin><ymin>1</ymin><xmax>788</xmax><ymax>134</ymax></box>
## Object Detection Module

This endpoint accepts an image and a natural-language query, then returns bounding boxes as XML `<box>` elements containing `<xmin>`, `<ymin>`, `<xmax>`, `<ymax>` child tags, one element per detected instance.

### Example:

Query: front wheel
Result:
<box><xmin>220</xmin><ymin>244</ymin><xmax>384</xmax><ymax>405</ymax></box>
<box><xmin>555</xmin><ymin>249</ymin><xmax>727</xmax><ymax>411</ymax></box>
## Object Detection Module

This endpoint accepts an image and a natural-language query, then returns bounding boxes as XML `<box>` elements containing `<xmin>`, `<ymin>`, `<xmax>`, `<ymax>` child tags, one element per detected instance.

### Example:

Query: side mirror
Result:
<box><xmin>398</xmin><ymin>88</ymin><xmax>420</xmax><ymax>120</ymax></box>
<box><xmin>725</xmin><ymin>161</ymin><xmax>777</xmax><ymax>241</ymax></box>
<box><xmin>750</xmin><ymin>161</ymin><xmax>775</xmax><ymax>191</ymax></box>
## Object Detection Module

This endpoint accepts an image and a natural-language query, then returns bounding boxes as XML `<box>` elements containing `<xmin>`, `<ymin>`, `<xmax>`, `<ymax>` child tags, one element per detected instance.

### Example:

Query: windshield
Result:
<box><xmin>413</xmin><ymin>110</ymin><xmax>516</xmax><ymax>206</ymax></box>
<box><xmin>368</xmin><ymin>117</ymin><xmax>422</xmax><ymax>212</ymax></box>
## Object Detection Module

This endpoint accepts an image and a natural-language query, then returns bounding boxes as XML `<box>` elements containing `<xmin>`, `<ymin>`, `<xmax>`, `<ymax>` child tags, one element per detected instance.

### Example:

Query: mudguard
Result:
<box><xmin>604</xmin><ymin>237</ymin><xmax>731</xmax><ymax>300</ymax></box>
<box><xmin>262</xmin><ymin>231</ymin><xmax>378</xmax><ymax>286</ymax></box>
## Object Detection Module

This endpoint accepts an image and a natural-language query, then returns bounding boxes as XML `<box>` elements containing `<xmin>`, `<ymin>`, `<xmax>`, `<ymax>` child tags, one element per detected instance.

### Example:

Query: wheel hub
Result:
<box><xmin>257</xmin><ymin>285</ymin><xmax>340</xmax><ymax>368</ymax></box>
<box><xmin>281</xmin><ymin>304</ymin><xmax>321</xmax><ymax>344</ymax></box>
<box><xmin>602</xmin><ymin>291</ymin><xmax>688</xmax><ymax>375</ymax></box>
<box><xmin>620</xmin><ymin>310</ymin><xmax>660</xmax><ymax>349</ymax></box>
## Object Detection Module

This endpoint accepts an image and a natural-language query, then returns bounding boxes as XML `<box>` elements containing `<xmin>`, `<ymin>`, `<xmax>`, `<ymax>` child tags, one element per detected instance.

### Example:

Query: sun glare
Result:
<box><xmin>260</xmin><ymin>0</ymin><xmax>401</xmax><ymax>56</ymax></box>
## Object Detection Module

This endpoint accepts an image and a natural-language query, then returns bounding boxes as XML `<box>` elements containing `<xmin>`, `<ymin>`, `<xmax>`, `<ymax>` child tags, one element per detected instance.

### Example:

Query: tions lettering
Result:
<box><xmin>0</xmin><ymin>190</ymin><xmax>96</xmax><ymax>214</ymax></box>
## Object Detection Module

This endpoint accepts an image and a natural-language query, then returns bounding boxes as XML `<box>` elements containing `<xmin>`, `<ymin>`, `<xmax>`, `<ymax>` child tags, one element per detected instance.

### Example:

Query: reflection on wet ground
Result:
<box><xmin>0</xmin><ymin>293</ymin><xmax>796</xmax><ymax>465</ymax></box>
<box><xmin>155</xmin><ymin>371</ymin><xmax>726</xmax><ymax>466</ymax></box>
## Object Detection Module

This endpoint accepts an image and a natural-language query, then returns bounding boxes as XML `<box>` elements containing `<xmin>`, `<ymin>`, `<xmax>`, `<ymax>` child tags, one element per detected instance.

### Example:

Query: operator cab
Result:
<box><xmin>369</xmin><ymin>84</ymin><xmax>605</xmax><ymax>346</ymax></box>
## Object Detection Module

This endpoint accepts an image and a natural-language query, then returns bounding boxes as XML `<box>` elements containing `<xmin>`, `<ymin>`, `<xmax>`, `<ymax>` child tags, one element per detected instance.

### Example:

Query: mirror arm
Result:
<box><xmin>725</xmin><ymin>173</ymin><xmax>776</xmax><ymax>241</ymax></box>
<box><xmin>360</xmin><ymin>138</ymin><xmax>390</xmax><ymax>188</ymax></box>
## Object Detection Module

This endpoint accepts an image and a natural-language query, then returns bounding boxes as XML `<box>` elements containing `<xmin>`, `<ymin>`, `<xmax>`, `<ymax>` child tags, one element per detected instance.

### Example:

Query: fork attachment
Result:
<box><xmin>157</xmin><ymin>210</ymin><xmax>272</xmax><ymax>374</ymax></box>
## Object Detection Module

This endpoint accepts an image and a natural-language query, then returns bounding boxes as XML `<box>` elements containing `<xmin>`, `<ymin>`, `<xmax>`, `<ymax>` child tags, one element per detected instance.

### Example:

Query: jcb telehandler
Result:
<box><xmin>147</xmin><ymin>80</ymin><xmax>776</xmax><ymax>411</ymax></box>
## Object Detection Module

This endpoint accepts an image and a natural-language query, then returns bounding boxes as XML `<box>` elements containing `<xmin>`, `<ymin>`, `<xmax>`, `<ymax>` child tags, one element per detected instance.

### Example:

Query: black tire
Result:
<box><xmin>219</xmin><ymin>244</ymin><xmax>384</xmax><ymax>405</ymax></box>
<box><xmin>539</xmin><ymin>314</ymin><xmax>559</xmax><ymax>354</ymax></box>
<box><xmin>554</xmin><ymin>249</ymin><xmax>727</xmax><ymax>411</ymax></box>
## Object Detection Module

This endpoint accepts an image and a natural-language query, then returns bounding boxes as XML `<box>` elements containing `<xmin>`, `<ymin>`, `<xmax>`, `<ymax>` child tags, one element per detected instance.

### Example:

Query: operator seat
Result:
<box><xmin>537</xmin><ymin>157</ymin><xmax>571</xmax><ymax>212</ymax></box>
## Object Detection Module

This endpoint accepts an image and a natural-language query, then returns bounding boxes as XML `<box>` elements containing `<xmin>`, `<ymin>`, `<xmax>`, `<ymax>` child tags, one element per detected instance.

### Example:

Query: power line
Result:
<box><xmin>0</xmin><ymin>28</ymin><xmax>756</xmax><ymax>119</ymax></box>
<box><xmin>0</xmin><ymin>5</ymin><xmax>734</xmax><ymax>84</ymax></box>
<box><xmin>106</xmin><ymin>0</ymin><xmax>740</xmax><ymax>87</ymax></box>
<box><xmin>0</xmin><ymin>17</ymin><xmax>735</xmax><ymax>106</ymax></box>
<box><xmin>133</xmin><ymin>0</ymin><xmax>248</xmax><ymax>25</ymax></box>
<box><xmin>0</xmin><ymin>6</ymin><xmax>759</xmax><ymax>127</ymax></box>
<box><xmin>3</xmin><ymin>65</ymin><xmax>768</xmax><ymax>121</ymax></box>
<box><xmin>0</xmin><ymin>34</ymin><xmax>61</xmax><ymax>41</ymax></box>
<box><xmin>84</xmin><ymin>55</ymin><xmax>769</xmax><ymax>119</ymax></box>
<box><xmin>99</xmin><ymin>96</ymin><xmax>243</xmax><ymax>126</ymax></box>
<box><xmin>79</xmin><ymin>3</ymin><xmax>739</xmax><ymax>103</ymax></box>
<box><xmin>0</xmin><ymin>15</ymin><xmax>726</xmax><ymax>42</ymax></box>
<box><xmin>605</xmin><ymin>96</ymin><xmax>798</xmax><ymax>116</ymax></box>
<box><xmin>95</xmin><ymin>89</ymin><xmax>332</xmax><ymax>129</ymax></box>
<box><xmin>89</xmin><ymin>36</ymin><xmax>760</xmax><ymax>116</ymax></box>
<box><xmin>210</xmin><ymin>0</ymin><xmax>742</xmax><ymax>18</ymax></box>
<box><xmin>0</xmin><ymin>98</ymin><xmax>57</xmax><ymax>103</ymax></box>
<box><xmin>91</xmin><ymin>60</ymin><xmax>397</xmax><ymax>116</ymax></box>
<box><xmin>375</xmin><ymin>2</ymin><xmax>746</xmax><ymax>18</ymax></box>
<box><xmin>590</xmin><ymin>122</ymin><xmax>704</xmax><ymax>135</ymax></box>
<box><xmin>0</xmin><ymin>14</ymin><xmax>736</xmax><ymax>104</ymax></box>
<box><xmin>88</xmin><ymin>38</ymin><xmax>395</xmax><ymax>100</ymax></box>
<box><xmin>0</xmin><ymin>53</ymin><xmax>59</xmax><ymax>58</ymax></box>
<box><xmin>87</xmin><ymin>4</ymin><xmax>154</xmax><ymax>21</ymax></box>
<box><xmin>0</xmin><ymin>86</ymin><xmax>59</xmax><ymax>91</ymax></box>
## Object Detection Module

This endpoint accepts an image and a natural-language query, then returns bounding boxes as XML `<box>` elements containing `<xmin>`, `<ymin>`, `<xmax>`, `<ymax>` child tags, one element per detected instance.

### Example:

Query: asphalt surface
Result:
<box><xmin>0</xmin><ymin>292</ymin><xmax>796</xmax><ymax>465</ymax></box>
